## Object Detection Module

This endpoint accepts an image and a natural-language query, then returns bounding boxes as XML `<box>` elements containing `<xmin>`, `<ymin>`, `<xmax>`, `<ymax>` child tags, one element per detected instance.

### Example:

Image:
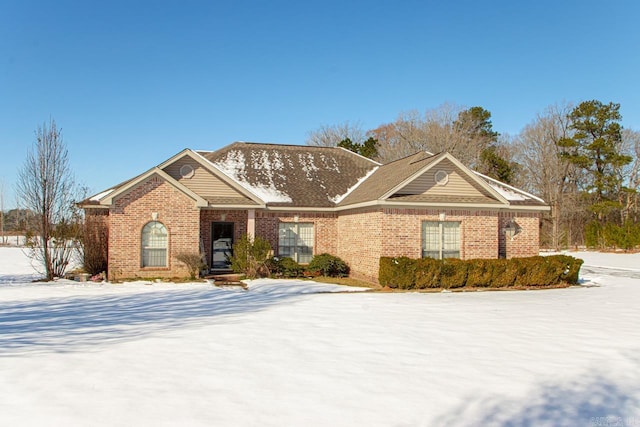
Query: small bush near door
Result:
<box><xmin>230</xmin><ymin>235</ymin><xmax>272</xmax><ymax>279</ymax></box>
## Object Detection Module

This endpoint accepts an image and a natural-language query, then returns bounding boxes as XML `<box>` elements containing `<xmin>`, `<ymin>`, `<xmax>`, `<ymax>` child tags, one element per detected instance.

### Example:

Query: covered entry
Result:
<box><xmin>211</xmin><ymin>222</ymin><xmax>234</xmax><ymax>270</ymax></box>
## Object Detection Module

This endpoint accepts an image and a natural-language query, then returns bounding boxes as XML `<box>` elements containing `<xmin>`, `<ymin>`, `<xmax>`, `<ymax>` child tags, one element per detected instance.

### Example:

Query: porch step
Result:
<box><xmin>205</xmin><ymin>273</ymin><xmax>247</xmax><ymax>290</ymax></box>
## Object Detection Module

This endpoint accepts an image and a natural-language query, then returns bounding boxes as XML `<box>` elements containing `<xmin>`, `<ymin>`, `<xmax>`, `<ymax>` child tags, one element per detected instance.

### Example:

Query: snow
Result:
<box><xmin>474</xmin><ymin>171</ymin><xmax>545</xmax><ymax>203</ymax></box>
<box><xmin>330</xmin><ymin>166</ymin><xmax>379</xmax><ymax>204</ymax></box>
<box><xmin>209</xmin><ymin>150</ymin><xmax>293</xmax><ymax>204</ymax></box>
<box><xmin>89</xmin><ymin>188</ymin><xmax>114</xmax><ymax>202</ymax></box>
<box><xmin>1</xmin><ymin>247</ymin><xmax>639</xmax><ymax>426</ymax></box>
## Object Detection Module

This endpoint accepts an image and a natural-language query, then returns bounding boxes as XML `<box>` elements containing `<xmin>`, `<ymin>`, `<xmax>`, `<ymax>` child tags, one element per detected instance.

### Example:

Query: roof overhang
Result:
<box><xmin>379</xmin><ymin>152</ymin><xmax>511</xmax><ymax>205</ymax></box>
<box><xmin>100</xmin><ymin>167</ymin><xmax>208</xmax><ymax>208</ymax></box>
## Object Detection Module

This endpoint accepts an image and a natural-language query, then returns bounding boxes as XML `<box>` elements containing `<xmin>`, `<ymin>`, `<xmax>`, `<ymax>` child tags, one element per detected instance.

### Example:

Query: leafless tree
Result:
<box><xmin>306</xmin><ymin>121</ymin><xmax>367</xmax><ymax>148</ymax></box>
<box><xmin>16</xmin><ymin>119</ymin><xmax>81</xmax><ymax>280</ymax></box>
<box><xmin>0</xmin><ymin>179</ymin><xmax>5</xmax><ymax>245</ymax></box>
<box><xmin>369</xmin><ymin>103</ymin><xmax>501</xmax><ymax>166</ymax></box>
<box><xmin>512</xmin><ymin>102</ymin><xmax>589</xmax><ymax>248</ymax></box>
<box><xmin>621</xmin><ymin>128</ymin><xmax>640</xmax><ymax>221</ymax></box>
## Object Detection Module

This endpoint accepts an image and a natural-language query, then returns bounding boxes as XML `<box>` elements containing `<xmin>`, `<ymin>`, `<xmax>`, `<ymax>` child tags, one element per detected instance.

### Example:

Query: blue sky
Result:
<box><xmin>1</xmin><ymin>0</ymin><xmax>639</xmax><ymax>208</ymax></box>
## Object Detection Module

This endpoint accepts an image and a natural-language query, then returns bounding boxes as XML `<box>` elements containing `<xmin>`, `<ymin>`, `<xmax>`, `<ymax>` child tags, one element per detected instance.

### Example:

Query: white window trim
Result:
<box><xmin>278</xmin><ymin>222</ymin><xmax>314</xmax><ymax>264</ymax></box>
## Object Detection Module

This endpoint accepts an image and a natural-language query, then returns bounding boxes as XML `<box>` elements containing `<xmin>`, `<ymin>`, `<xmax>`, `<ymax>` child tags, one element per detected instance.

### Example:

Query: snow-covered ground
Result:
<box><xmin>1</xmin><ymin>247</ymin><xmax>639</xmax><ymax>427</ymax></box>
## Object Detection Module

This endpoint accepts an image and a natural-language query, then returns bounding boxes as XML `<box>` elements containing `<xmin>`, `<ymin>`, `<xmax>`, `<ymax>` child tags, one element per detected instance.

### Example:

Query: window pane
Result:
<box><xmin>422</xmin><ymin>221</ymin><xmax>460</xmax><ymax>259</ymax></box>
<box><xmin>422</xmin><ymin>222</ymin><xmax>440</xmax><ymax>258</ymax></box>
<box><xmin>442</xmin><ymin>222</ymin><xmax>460</xmax><ymax>259</ymax></box>
<box><xmin>278</xmin><ymin>222</ymin><xmax>314</xmax><ymax>263</ymax></box>
<box><xmin>142</xmin><ymin>221</ymin><xmax>168</xmax><ymax>267</ymax></box>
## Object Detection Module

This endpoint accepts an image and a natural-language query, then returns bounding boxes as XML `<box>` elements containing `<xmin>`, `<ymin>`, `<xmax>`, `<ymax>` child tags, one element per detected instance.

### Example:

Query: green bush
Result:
<box><xmin>586</xmin><ymin>219</ymin><xmax>640</xmax><ymax>250</ymax></box>
<box><xmin>378</xmin><ymin>257</ymin><xmax>397</xmax><ymax>287</ymax></box>
<box><xmin>466</xmin><ymin>259</ymin><xmax>493</xmax><ymax>288</ymax></box>
<box><xmin>439</xmin><ymin>259</ymin><xmax>468</xmax><ymax>289</ymax></box>
<box><xmin>229</xmin><ymin>235</ymin><xmax>272</xmax><ymax>279</ymax></box>
<box><xmin>265</xmin><ymin>257</ymin><xmax>299</xmax><ymax>277</ymax></box>
<box><xmin>414</xmin><ymin>257</ymin><xmax>440</xmax><ymax>289</ymax></box>
<box><xmin>308</xmin><ymin>253</ymin><xmax>350</xmax><ymax>277</ymax></box>
<box><xmin>378</xmin><ymin>254</ymin><xmax>583</xmax><ymax>289</ymax></box>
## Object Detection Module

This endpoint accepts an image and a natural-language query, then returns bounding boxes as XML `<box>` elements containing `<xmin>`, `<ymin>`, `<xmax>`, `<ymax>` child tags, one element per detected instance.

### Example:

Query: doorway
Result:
<box><xmin>211</xmin><ymin>222</ymin><xmax>234</xmax><ymax>270</ymax></box>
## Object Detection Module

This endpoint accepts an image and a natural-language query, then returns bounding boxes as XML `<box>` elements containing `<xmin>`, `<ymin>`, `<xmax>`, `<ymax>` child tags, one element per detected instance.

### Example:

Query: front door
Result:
<box><xmin>212</xmin><ymin>222</ymin><xmax>234</xmax><ymax>270</ymax></box>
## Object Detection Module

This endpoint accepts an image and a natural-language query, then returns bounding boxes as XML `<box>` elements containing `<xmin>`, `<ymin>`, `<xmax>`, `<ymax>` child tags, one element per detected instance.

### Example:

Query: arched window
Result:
<box><xmin>141</xmin><ymin>221</ymin><xmax>168</xmax><ymax>267</ymax></box>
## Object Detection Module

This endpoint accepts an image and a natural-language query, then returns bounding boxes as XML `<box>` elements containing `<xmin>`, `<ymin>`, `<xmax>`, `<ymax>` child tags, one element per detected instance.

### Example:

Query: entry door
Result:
<box><xmin>212</xmin><ymin>222</ymin><xmax>234</xmax><ymax>269</ymax></box>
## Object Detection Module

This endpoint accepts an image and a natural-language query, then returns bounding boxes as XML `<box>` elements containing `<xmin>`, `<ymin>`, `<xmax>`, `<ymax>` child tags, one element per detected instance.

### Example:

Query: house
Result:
<box><xmin>81</xmin><ymin>142</ymin><xmax>549</xmax><ymax>282</ymax></box>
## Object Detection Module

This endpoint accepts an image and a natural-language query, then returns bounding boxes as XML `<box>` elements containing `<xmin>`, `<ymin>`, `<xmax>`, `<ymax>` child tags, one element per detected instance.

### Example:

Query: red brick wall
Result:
<box><xmin>108</xmin><ymin>176</ymin><xmax>200</xmax><ymax>280</ymax></box>
<box><xmin>255</xmin><ymin>212</ymin><xmax>338</xmax><ymax>259</ymax></box>
<box><xmin>336</xmin><ymin>209</ymin><xmax>384</xmax><ymax>282</ymax></box>
<box><xmin>499</xmin><ymin>212</ymin><xmax>541</xmax><ymax>258</ymax></box>
<box><xmin>336</xmin><ymin>208</ymin><xmax>501</xmax><ymax>281</ymax></box>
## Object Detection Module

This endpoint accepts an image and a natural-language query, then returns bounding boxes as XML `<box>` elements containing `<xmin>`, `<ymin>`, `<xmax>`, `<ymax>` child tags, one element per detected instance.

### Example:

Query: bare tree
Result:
<box><xmin>306</xmin><ymin>121</ymin><xmax>367</xmax><ymax>148</ymax></box>
<box><xmin>512</xmin><ymin>102</ymin><xmax>587</xmax><ymax>248</ymax></box>
<box><xmin>369</xmin><ymin>103</ymin><xmax>504</xmax><ymax>166</ymax></box>
<box><xmin>16</xmin><ymin>119</ymin><xmax>81</xmax><ymax>280</ymax></box>
<box><xmin>621</xmin><ymin>128</ymin><xmax>640</xmax><ymax>222</ymax></box>
<box><xmin>0</xmin><ymin>179</ymin><xmax>5</xmax><ymax>245</ymax></box>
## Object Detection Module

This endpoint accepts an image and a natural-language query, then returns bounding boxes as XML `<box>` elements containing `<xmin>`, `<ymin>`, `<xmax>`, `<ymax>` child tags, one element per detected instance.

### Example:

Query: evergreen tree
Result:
<box><xmin>559</xmin><ymin>100</ymin><xmax>632</xmax><ymax>217</ymax></box>
<box><xmin>338</xmin><ymin>137</ymin><xmax>378</xmax><ymax>159</ymax></box>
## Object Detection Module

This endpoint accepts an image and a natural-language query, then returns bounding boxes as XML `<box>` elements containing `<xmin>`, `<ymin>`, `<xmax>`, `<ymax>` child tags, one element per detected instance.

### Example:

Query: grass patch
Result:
<box><xmin>309</xmin><ymin>276</ymin><xmax>381</xmax><ymax>289</ymax></box>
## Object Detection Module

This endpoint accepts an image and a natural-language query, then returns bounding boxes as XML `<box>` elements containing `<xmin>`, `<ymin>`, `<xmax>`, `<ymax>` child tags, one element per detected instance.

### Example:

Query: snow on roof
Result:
<box><xmin>90</xmin><ymin>189</ymin><xmax>114</xmax><ymax>202</ymax></box>
<box><xmin>473</xmin><ymin>171</ymin><xmax>545</xmax><ymax>203</ymax></box>
<box><xmin>211</xmin><ymin>150</ymin><xmax>292</xmax><ymax>204</ymax></box>
<box><xmin>330</xmin><ymin>167</ymin><xmax>379</xmax><ymax>204</ymax></box>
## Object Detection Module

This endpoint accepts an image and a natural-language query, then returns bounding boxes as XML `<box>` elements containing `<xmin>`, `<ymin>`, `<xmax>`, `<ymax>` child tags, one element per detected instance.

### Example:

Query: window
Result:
<box><xmin>422</xmin><ymin>221</ymin><xmax>460</xmax><ymax>259</ymax></box>
<box><xmin>279</xmin><ymin>222</ymin><xmax>314</xmax><ymax>263</ymax></box>
<box><xmin>141</xmin><ymin>221</ymin><xmax>168</xmax><ymax>267</ymax></box>
<box><xmin>434</xmin><ymin>170</ymin><xmax>449</xmax><ymax>186</ymax></box>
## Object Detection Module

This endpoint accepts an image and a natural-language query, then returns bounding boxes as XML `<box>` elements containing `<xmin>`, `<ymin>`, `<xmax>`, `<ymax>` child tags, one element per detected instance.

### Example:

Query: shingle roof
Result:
<box><xmin>81</xmin><ymin>142</ymin><xmax>547</xmax><ymax>211</ymax></box>
<box><xmin>338</xmin><ymin>151</ymin><xmax>443</xmax><ymax>206</ymax></box>
<box><xmin>198</xmin><ymin>142</ymin><xmax>379</xmax><ymax>207</ymax></box>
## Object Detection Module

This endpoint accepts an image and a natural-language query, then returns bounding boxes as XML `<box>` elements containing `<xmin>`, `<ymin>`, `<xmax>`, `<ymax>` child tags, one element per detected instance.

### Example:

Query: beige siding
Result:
<box><xmin>396</xmin><ymin>159</ymin><xmax>491</xmax><ymax>198</ymax></box>
<box><xmin>163</xmin><ymin>157</ymin><xmax>246</xmax><ymax>200</ymax></box>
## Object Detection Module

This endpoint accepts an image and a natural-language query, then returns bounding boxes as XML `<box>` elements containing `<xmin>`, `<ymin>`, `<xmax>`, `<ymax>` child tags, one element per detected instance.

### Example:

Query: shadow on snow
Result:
<box><xmin>0</xmin><ymin>283</ymin><xmax>313</xmax><ymax>356</ymax></box>
<box><xmin>434</xmin><ymin>359</ymin><xmax>640</xmax><ymax>427</ymax></box>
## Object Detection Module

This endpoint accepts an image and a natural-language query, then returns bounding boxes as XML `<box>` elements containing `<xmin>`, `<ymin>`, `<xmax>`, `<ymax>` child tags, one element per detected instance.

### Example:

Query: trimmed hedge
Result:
<box><xmin>379</xmin><ymin>255</ymin><xmax>583</xmax><ymax>290</ymax></box>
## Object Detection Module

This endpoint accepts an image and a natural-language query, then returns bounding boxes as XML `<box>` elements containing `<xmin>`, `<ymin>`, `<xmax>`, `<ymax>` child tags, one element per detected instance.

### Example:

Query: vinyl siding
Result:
<box><xmin>396</xmin><ymin>159</ymin><xmax>492</xmax><ymax>198</ymax></box>
<box><xmin>163</xmin><ymin>157</ymin><xmax>247</xmax><ymax>201</ymax></box>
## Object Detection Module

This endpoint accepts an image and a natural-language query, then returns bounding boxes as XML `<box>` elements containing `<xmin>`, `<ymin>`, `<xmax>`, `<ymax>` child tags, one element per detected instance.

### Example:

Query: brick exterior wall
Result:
<box><xmin>108</xmin><ymin>176</ymin><xmax>200</xmax><ymax>280</ymax></box>
<box><xmin>336</xmin><ymin>208</ymin><xmax>501</xmax><ymax>281</ymax></box>
<box><xmin>255</xmin><ymin>211</ymin><xmax>338</xmax><ymax>259</ymax></box>
<box><xmin>335</xmin><ymin>209</ymin><xmax>385</xmax><ymax>282</ymax></box>
<box><xmin>499</xmin><ymin>212</ymin><xmax>541</xmax><ymax>259</ymax></box>
<box><xmin>99</xmin><ymin>182</ymin><xmax>541</xmax><ymax>283</ymax></box>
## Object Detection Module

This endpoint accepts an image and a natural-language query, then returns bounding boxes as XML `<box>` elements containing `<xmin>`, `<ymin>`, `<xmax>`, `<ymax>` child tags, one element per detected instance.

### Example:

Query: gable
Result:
<box><xmin>394</xmin><ymin>158</ymin><xmax>496</xmax><ymax>199</ymax></box>
<box><xmin>199</xmin><ymin>143</ymin><xmax>379</xmax><ymax>207</ymax></box>
<box><xmin>163</xmin><ymin>156</ymin><xmax>255</xmax><ymax>204</ymax></box>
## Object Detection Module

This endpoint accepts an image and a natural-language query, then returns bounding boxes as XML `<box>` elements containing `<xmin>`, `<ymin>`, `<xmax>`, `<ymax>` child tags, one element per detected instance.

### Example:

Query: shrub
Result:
<box><xmin>379</xmin><ymin>255</ymin><xmax>583</xmax><ymax>290</ymax></box>
<box><xmin>414</xmin><ymin>257</ymin><xmax>440</xmax><ymax>289</ymax></box>
<box><xmin>308</xmin><ymin>253</ymin><xmax>350</xmax><ymax>277</ymax></box>
<box><xmin>229</xmin><ymin>235</ymin><xmax>272</xmax><ymax>279</ymax></box>
<box><xmin>379</xmin><ymin>257</ymin><xmax>417</xmax><ymax>288</ymax></box>
<box><xmin>175</xmin><ymin>252</ymin><xmax>207</xmax><ymax>280</ymax></box>
<box><xmin>466</xmin><ymin>259</ymin><xmax>493</xmax><ymax>287</ymax></box>
<box><xmin>490</xmin><ymin>259</ymin><xmax>518</xmax><ymax>287</ymax></box>
<box><xmin>439</xmin><ymin>258</ymin><xmax>468</xmax><ymax>289</ymax></box>
<box><xmin>267</xmin><ymin>256</ymin><xmax>304</xmax><ymax>277</ymax></box>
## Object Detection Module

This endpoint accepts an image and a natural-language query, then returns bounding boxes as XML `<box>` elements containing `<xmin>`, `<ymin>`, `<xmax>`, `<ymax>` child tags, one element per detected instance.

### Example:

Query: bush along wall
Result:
<box><xmin>379</xmin><ymin>255</ymin><xmax>584</xmax><ymax>290</ymax></box>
